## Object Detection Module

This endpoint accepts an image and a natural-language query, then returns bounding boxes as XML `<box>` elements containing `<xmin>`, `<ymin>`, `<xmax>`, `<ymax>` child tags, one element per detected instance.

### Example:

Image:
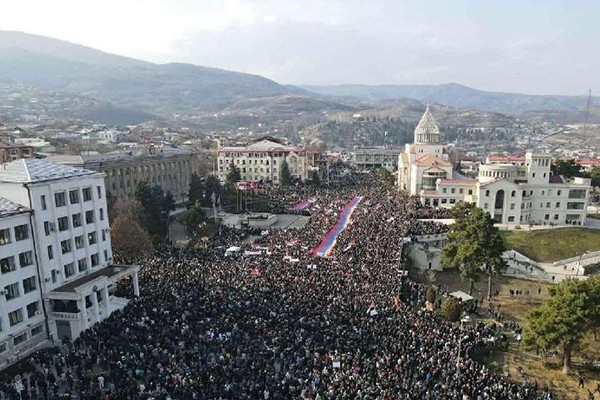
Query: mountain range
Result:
<box><xmin>301</xmin><ymin>84</ymin><xmax>597</xmax><ymax>116</ymax></box>
<box><xmin>0</xmin><ymin>31</ymin><xmax>597</xmax><ymax>125</ymax></box>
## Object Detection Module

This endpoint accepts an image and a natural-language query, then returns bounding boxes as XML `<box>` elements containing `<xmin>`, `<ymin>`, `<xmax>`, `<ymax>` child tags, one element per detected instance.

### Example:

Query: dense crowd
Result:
<box><xmin>0</xmin><ymin>172</ymin><xmax>549</xmax><ymax>399</ymax></box>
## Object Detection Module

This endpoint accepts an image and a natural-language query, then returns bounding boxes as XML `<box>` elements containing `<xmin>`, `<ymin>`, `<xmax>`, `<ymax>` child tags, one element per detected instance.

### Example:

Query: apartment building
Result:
<box><xmin>0</xmin><ymin>159</ymin><xmax>139</xmax><ymax>353</ymax></box>
<box><xmin>0</xmin><ymin>198</ymin><xmax>47</xmax><ymax>367</ymax></box>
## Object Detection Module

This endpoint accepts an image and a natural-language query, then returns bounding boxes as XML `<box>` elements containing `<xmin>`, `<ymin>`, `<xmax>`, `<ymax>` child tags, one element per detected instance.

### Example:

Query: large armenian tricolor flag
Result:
<box><xmin>312</xmin><ymin>196</ymin><xmax>363</xmax><ymax>258</ymax></box>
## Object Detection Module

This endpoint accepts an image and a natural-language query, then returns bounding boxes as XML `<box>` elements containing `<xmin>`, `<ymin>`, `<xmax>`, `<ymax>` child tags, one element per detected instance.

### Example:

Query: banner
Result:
<box><xmin>312</xmin><ymin>196</ymin><xmax>363</xmax><ymax>258</ymax></box>
<box><xmin>292</xmin><ymin>198</ymin><xmax>316</xmax><ymax>211</ymax></box>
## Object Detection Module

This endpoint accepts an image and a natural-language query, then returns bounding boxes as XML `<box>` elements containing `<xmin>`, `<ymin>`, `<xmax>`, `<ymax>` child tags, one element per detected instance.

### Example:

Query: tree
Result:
<box><xmin>135</xmin><ymin>181</ymin><xmax>170</xmax><ymax>244</ymax></box>
<box><xmin>188</xmin><ymin>173</ymin><xmax>204</xmax><ymax>205</ymax></box>
<box><xmin>280</xmin><ymin>158</ymin><xmax>292</xmax><ymax>187</ymax></box>
<box><xmin>442</xmin><ymin>203</ymin><xmax>507</xmax><ymax>297</ymax></box>
<box><xmin>203</xmin><ymin>175</ymin><xmax>222</xmax><ymax>207</ymax></box>
<box><xmin>311</xmin><ymin>170</ymin><xmax>321</xmax><ymax>186</ymax></box>
<box><xmin>110</xmin><ymin>199</ymin><xmax>152</xmax><ymax>261</ymax></box>
<box><xmin>164</xmin><ymin>191</ymin><xmax>176</xmax><ymax>213</ymax></box>
<box><xmin>551</xmin><ymin>159</ymin><xmax>583</xmax><ymax>179</ymax></box>
<box><xmin>180</xmin><ymin>201</ymin><xmax>206</xmax><ymax>238</ymax></box>
<box><xmin>440</xmin><ymin>297</ymin><xmax>462</xmax><ymax>322</ymax></box>
<box><xmin>587</xmin><ymin>166</ymin><xmax>600</xmax><ymax>187</ymax></box>
<box><xmin>226</xmin><ymin>161</ymin><xmax>241</xmax><ymax>186</ymax></box>
<box><xmin>524</xmin><ymin>277</ymin><xmax>600</xmax><ymax>374</ymax></box>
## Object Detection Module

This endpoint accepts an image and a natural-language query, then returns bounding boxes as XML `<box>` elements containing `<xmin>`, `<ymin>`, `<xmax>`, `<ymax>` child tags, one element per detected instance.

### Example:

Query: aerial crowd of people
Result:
<box><xmin>0</xmin><ymin>171</ymin><xmax>551</xmax><ymax>399</ymax></box>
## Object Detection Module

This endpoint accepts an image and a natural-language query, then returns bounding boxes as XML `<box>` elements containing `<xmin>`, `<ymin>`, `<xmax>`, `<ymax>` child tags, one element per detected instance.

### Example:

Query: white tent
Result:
<box><xmin>449</xmin><ymin>291</ymin><xmax>475</xmax><ymax>303</ymax></box>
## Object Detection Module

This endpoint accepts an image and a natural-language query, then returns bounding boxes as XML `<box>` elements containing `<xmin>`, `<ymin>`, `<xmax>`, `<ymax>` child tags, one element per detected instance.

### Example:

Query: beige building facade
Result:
<box><xmin>217</xmin><ymin>136</ymin><xmax>316</xmax><ymax>184</ymax></box>
<box><xmin>46</xmin><ymin>147</ymin><xmax>200</xmax><ymax>205</ymax></box>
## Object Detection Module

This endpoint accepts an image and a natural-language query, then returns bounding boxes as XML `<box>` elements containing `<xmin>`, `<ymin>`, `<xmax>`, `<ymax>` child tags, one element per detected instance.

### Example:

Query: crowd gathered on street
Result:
<box><xmin>0</xmin><ymin>172</ymin><xmax>551</xmax><ymax>399</ymax></box>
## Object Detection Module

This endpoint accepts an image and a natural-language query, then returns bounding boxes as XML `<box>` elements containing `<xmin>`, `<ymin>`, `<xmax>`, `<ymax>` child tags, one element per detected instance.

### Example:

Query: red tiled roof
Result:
<box><xmin>414</xmin><ymin>154</ymin><xmax>451</xmax><ymax>166</ymax></box>
<box><xmin>576</xmin><ymin>158</ymin><xmax>600</xmax><ymax>166</ymax></box>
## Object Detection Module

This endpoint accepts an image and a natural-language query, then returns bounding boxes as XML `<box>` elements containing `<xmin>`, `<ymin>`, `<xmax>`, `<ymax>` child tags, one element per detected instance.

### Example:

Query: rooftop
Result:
<box><xmin>0</xmin><ymin>196</ymin><xmax>29</xmax><ymax>218</ymax></box>
<box><xmin>45</xmin><ymin>147</ymin><xmax>195</xmax><ymax>166</ymax></box>
<box><xmin>50</xmin><ymin>265</ymin><xmax>137</xmax><ymax>294</ymax></box>
<box><xmin>414</xmin><ymin>106</ymin><xmax>440</xmax><ymax>138</ymax></box>
<box><xmin>487</xmin><ymin>155</ymin><xmax>526</xmax><ymax>162</ymax></box>
<box><xmin>0</xmin><ymin>159</ymin><xmax>99</xmax><ymax>184</ymax></box>
<box><xmin>220</xmin><ymin>137</ymin><xmax>306</xmax><ymax>154</ymax></box>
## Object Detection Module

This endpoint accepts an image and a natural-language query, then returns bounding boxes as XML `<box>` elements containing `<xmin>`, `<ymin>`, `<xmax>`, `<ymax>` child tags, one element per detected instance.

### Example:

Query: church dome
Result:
<box><xmin>414</xmin><ymin>106</ymin><xmax>441</xmax><ymax>144</ymax></box>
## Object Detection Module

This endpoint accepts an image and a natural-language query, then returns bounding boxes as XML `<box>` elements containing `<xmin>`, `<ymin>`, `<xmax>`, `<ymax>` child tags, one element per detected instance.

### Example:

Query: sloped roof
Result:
<box><xmin>0</xmin><ymin>196</ymin><xmax>29</xmax><ymax>218</ymax></box>
<box><xmin>0</xmin><ymin>159</ymin><xmax>98</xmax><ymax>184</ymax></box>
<box><xmin>414</xmin><ymin>106</ymin><xmax>440</xmax><ymax>137</ymax></box>
<box><xmin>414</xmin><ymin>154</ymin><xmax>451</xmax><ymax>167</ymax></box>
<box><xmin>423</xmin><ymin>166</ymin><xmax>447</xmax><ymax>174</ymax></box>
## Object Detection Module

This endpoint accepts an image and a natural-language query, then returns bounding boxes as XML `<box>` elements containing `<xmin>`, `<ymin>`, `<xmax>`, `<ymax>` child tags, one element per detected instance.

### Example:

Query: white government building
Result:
<box><xmin>0</xmin><ymin>159</ymin><xmax>139</xmax><ymax>369</ymax></box>
<box><xmin>217</xmin><ymin>136</ymin><xmax>317</xmax><ymax>184</ymax></box>
<box><xmin>398</xmin><ymin>107</ymin><xmax>592</xmax><ymax>225</ymax></box>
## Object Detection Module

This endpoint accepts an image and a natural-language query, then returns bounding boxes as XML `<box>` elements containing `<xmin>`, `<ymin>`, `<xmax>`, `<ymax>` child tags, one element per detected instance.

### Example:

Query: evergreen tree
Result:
<box><xmin>226</xmin><ymin>161</ymin><xmax>241</xmax><ymax>187</ymax></box>
<box><xmin>180</xmin><ymin>201</ymin><xmax>206</xmax><ymax>238</ymax></box>
<box><xmin>135</xmin><ymin>181</ymin><xmax>170</xmax><ymax>243</ymax></box>
<box><xmin>203</xmin><ymin>175</ymin><xmax>222</xmax><ymax>207</ymax></box>
<box><xmin>311</xmin><ymin>170</ymin><xmax>321</xmax><ymax>186</ymax></box>
<box><xmin>441</xmin><ymin>203</ymin><xmax>507</xmax><ymax>297</ymax></box>
<box><xmin>587</xmin><ymin>166</ymin><xmax>600</xmax><ymax>187</ymax></box>
<box><xmin>188</xmin><ymin>173</ymin><xmax>204</xmax><ymax>205</ymax></box>
<box><xmin>280</xmin><ymin>158</ymin><xmax>292</xmax><ymax>187</ymax></box>
<box><xmin>524</xmin><ymin>277</ymin><xmax>600</xmax><ymax>374</ymax></box>
<box><xmin>551</xmin><ymin>159</ymin><xmax>583</xmax><ymax>178</ymax></box>
<box><xmin>164</xmin><ymin>190</ymin><xmax>176</xmax><ymax>212</ymax></box>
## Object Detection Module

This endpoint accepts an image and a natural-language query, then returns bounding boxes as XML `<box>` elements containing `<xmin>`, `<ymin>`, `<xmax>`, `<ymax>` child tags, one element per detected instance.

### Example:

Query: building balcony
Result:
<box><xmin>49</xmin><ymin>311</ymin><xmax>82</xmax><ymax>321</ymax></box>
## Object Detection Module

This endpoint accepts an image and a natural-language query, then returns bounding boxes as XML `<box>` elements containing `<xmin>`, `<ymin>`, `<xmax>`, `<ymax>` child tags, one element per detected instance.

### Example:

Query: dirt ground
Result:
<box><xmin>413</xmin><ymin>270</ymin><xmax>600</xmax><ymax>400</ymax></box>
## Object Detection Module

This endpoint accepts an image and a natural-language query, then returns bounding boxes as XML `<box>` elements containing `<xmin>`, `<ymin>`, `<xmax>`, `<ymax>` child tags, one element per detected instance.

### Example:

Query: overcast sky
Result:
<box><xmin>1</xmin><ymin>0</ymin><xmax>598</xmax><ymax>95</ymax></box>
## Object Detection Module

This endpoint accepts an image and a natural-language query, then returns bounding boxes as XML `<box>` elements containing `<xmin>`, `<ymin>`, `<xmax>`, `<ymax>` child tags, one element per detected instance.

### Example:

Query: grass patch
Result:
<box><xmin>502</xmin><ymin>228</ymin><xmax>600</xmax><ymax>263</ymax></box>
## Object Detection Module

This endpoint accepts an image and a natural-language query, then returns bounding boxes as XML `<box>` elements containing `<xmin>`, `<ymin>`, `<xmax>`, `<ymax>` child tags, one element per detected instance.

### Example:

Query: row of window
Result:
<box><xmin>4</xmin><ymin>301</ymin><xmax>40</xmax><ymax>330</ymax></box>
<box><xmin>109</xmin><ymin>161</ymin><xmax>190</xmax><ymax>176</ymax></box>
<box><xmin>0</xmin><ymin>324</ymin><xmax>44</xmax><ymax>352</ymax></box>
<box><xmin>0</xmin><ymin>224</ymin><xmax>29</xmax><ymax>246</ymax></box>
<box><xmin>47</xmin><ymin>249</ymin><xmax>110</xmax><ymax>284</ymax></box>
<box><xmin>220</xmin><ymin>158</ymin><xmax>282</xmax><ymax>166</ymax></box>
<box><xmin>0</xmin><ymin>251</ymin><xmax>33</xmax><ymax>274</ymax></box>
<box><xmin>63</xmin><ymin>253</ymin><xmax>101</xmax><ymax>277</ymax></box>
<box><xmin>111</xmin><ymin>173</ymin><xmax>183</xmax><ymax>190</ymax></box>
<box><xmin>42</xmin><ymin>186</ymin><xmax>102</xmax><ymax>210</ymax></box>
<box><xmin>57</xmin><ymin>230</ymin><xmax>106</xmax><ymax>256</ymax></box>
<box><xmin>441</xmin><ymin>187</ymin><xmax>473</xmax><ymax>195</ymax></box>
<box><xmin>483</xmin><ymin>189</ymin><xmax>571</xmax><ymax>198</ymax></box>
<box><xmin>43</xmin><ymin>209</ymin><xmax>103</xmax><ymax>236</ymax></box>
<box><xmin>3</xmin><ymin>276</ymin><xmax>38</xmax><ymax>300</ymax></box>
<box><xmin>222</xmin><ymin>152</ymin><xmax>289</xmax><ymax>158</ymax></box>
